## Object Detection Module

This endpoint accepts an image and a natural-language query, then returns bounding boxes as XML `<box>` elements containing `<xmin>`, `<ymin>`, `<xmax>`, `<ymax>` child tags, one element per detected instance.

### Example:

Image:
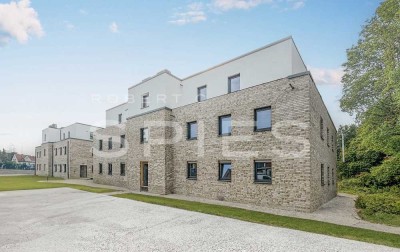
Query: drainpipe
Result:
<box><xmin>67</xmin><ymin>140</ymin><xmax>70</xmax><ymax>179</ymax></box>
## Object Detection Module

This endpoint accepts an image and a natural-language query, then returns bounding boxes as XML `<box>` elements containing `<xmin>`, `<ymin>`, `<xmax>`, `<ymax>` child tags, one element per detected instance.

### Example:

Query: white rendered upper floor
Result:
<box><xmin>42</xmin><ymin>123</ymin><xmax>102</xmax><ymax>143</ymax></box>
<box><xmin>106</xmin><ymin>36</ymin><xmax>307</xmax><ymax>127</ymax></box>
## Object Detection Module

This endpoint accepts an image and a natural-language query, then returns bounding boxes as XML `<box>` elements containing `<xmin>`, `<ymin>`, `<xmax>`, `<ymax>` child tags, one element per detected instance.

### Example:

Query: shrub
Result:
<box><xmin>370</xmin><ymin>155</ymin><xmax>400</xmax><ymax>187</ymax></box>
<box><xmin>356</xmin><ymin>193</ymin><xmax>400</xmax><ymax>215</ymax></box>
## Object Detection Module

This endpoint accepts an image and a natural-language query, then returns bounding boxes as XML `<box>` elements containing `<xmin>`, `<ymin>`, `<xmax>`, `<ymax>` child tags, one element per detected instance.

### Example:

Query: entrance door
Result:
<box><xmin>80</xmin><ymin>165</ymin><xmax>87</xmax><ymax>178</ymax></box>
<box><xmin>140</xmin><ymin>162</ymin><xmax>148</xmax><ymax>190</ymax></box>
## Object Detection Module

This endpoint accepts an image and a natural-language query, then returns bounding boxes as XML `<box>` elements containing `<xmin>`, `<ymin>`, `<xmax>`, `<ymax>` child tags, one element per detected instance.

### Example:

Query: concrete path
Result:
<box><xmin>0</xmin><ymin>188</ymin><xmax>398</xmax><ymax>252</ymax></box>
<box><xmin>42</xmin><ymin>179</ymin><xmax>400</xmax><ymax>235</ymax></box>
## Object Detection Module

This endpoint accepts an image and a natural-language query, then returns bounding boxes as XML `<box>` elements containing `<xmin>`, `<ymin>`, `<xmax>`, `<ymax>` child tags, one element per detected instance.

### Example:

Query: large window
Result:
<box><xmin>99</xmin><ymin>140</ymin><xmax>103</xmax><ymax>151</ymax></box>
<box><xmin>219</xmin><ymin>114</ymin><xmax>232</xmax><ymax>136</ymax></box>
<box><xmin>108</xmin><ymin>163</ymin><xmax>113</xmax><ymax>175</ymax></box>
<box><xmin>118</xmin><ymin>113</ymin><xmax>122</xmax><ymax>124</ymax></box>
<box><xmin>108</xmin><ymin>137</ymin><xmax>112</xmax><ymax>150</ymax></box>
<box><xmin>187</xmin><ymin>121</ymin><xmax>198</xmax><ymax>140</ymax></box>
<box><xmin>63</xmin><ymin>164</ymin><xmax>67</xmax><ymax>173</ymax></box>
<box><xmin>120</xmin><ymin>135</ymin><xmax>126</xmax><ymax>148</ymax></box>
<box><xmin>99</xmin><ymin>163</ymin><xmax>103</xmax><ymax>174</ymax></box>
<box><xmin>44</xmin><ymin>149</ymin><xmax>46</xmax><ymax>156</ymax></box>
<box><xmin>140</xmin><ymin>128</ymin><xmax>149</xmax><ymax>143</ymax></box>
<box><xmin>64</xmin><ymin>146</ymin><xmax>66</xmax><ymax>155</ymax></box>
<box><xmin>321</xmin><ymin>164</ymin><xmax>325</xmax><ymax>186</ymax></box>
<box><xmin>120</xmin><ymin>163</ymin><xmax>126</xmax><ymax>176</ymax></box>
<box><xmin>327</xmin><ymin>166</ymin><xmax>330</xmax><ymax>185</ymax></box>
<box><xmin>197</xmin><ymin>85</ymin><xmax>207</xmax><ymax>102</ymax></box>
<box><xmin>320</xmin><ymin>117</ymin><xmax>324</xmax><ymax>140</ymax></box>
<box><xmin>327</xmin><ymin>128</ymin><xmax>330</xmax><ymax>147</ymax></box>
<box><xmin>59</xmin><ymin>147</ymin><xmax>62</xmax><ymax>156</ymax></box>
<box><xmin>219</xmin><ymin>162</ymin><xmax>232</xmax><ymax>181</ymax></box>
<box><xmin>254</xmin><ymin>107</ymin><xmax>272</xmax><ymax>131</ymax></box>
<box><xmin>187</xmin><ymin>162</ymin><xmax>197</xmax><ymax>179</ymax></box>
<box><xmin>254</xmin><ymin>160</ymin><xmax>272</xmax><ymax>183</ymax></box>
<box><xmin>228</xmin><ymin>74</ymin><xmax>240</xmax><ymax>93</ymax></box>
<box><xmin>142</xmin><ymin>93</ymin><xmax>149</xmax><ymax>108</ymax></box>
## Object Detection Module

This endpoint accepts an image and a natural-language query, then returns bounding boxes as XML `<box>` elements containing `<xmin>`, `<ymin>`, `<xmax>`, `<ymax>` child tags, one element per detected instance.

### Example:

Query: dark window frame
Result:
<box><xmin>218</xmin><ymin>114</ymin><xmax>232</xmax><ymax>136</ymax></box>
<box><xmin>120</xmin><ymin>163</ymin><xmax>126</xmax><ymax>176</ymax></box>
<box><xmin>321</xmin><ymin>164</ymin><xmax>325</xmax><ymax>186</ymax></box>
<box><xmin>64</xmin><ymin>146</ymin><xmax>66</xmax><ymax>155</ymax></box>
<box><xmin>142</xmin><ymin>93</ymin><xmax>149</xmax><ymax>108</ymax></box>
<box><xmin>187</xmin><ymin>121</ymin><xmax>198</xmax><ymax>140</ymax></box>
<box><xmin>327</xmin><ymin>128</ymin><xmax>330</xmax><ymax>147</ymax></box>
<box><xmin>254</xmin><ymin>160</ymin><xmax>272</xmax><ymax>184</ymax></box>
<box><xmin>108</xmin><ymin>137</ymin><xmax>112</xmax><ymax>150</ymax></box>
<box><xmin>218</xmin><ymin>161</ymin><xmax>232</xmax><ymax>182</ymax></box>
<box><xmin>99</xmin><ymin>163</ymin><xmax>103</xmax><ymax>174</ymax></box>
<box><xmin>197</xmin><ymin>85</ymin><xmax>207</xmax><ymax>102</ymax></box>
<box><xmin>320</xmin><ymin>117</ymin><xmax>324</xmax><ymax>140</ymax></box>
<box><xmin>108</xmin><ymin>163</ymin><xmax>112</xmax><ymax>175</ymax></box>
<box><xmin>120</xmin><ymin>135</ymin><xmax>126</xmax><ymax>148</ymax></box>
<box><xmin>118</xmin><ymin>113</ymin><xmax>122</xmax><ymax>124</ymax></box>
<box><xmin>327</xmin><ymin>166</ymin><xmax>330</xmax><ymax>185</ymax></box>
<box><xmin>99</xmin><ymin>139</ymin><xmax>103</xmax><ymax>151</ymax></box>
<box><xmin>140</xmin><ymin>127</ymin><xmax>149</xmax><ymax>143</ymax></box>
<box><xmin>228</xmin><ymin>74</ymin><xmax>240</xmax><ymax>93</ymax></box>
<box><xmin>187</xmin><ymin>161</ymin><xmax>197</xmax><ymax>180</ymax></box>
<box><xmin>254</xmin><ymin>106</ymin><xmax>272</xmax><ymax>132</ymax></box>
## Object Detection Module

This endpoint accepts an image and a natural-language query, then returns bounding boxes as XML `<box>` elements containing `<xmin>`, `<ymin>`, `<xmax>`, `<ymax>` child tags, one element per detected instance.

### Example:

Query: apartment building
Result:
<box><xmin>35</xmin><ymin>123</ymin><xmax>101</xmax><ymax>179</ymax></box>
<box><xmin>92</xmin><ymin>37</ymin><xmax>337</xmax><ymax>212</ymax></box>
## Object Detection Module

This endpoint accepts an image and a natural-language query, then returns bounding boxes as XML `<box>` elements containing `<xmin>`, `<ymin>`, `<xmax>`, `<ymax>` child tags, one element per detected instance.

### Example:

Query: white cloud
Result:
<box><xmin>309</xmin><ymin>67</ymin><xmax>344</xmax><ymax>85</ymax></box>
<box><xmin>0</xmin><ymin>0</ymin><xmax>44</xmax><ymax>45</ymax></box>
<box><xmin>64</xmin><ymin>21</ymin><xmax>74</xmax><ymax>31</ymax></box>
<box><xmin>169</xmin><ymin>2</ymin><xmax>207</xmax><ymax>25</ymax></box>
<box><xmin>211</xmin><ymin>0</ymin><xmax>272</xmax><ymax>11</ymax></box>
<box><xmin>109</xmin><ymin>22</ymin><xmax>119</xmax><ymax>33</ymax></box>
<box><xmin>79</xmin><ymin>9</ymin><xmax>87</xmax><ymax>15</ymax></box>
<box><xmin>291</xmin><ymin>1</ymin><xmax>305</xmax><ymax>10</ymax></box>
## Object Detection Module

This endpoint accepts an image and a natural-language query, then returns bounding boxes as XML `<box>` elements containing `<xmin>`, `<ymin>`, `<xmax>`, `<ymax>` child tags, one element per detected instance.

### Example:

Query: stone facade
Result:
<box><xmin>92</xmin><ymin>73</ymin><xmax>337</xmax><ymax>212</ymax></box>
<box><xmin>34</xmin><ymin>143</ymin><xmax>53</xmax><ymax>177</ymax></box>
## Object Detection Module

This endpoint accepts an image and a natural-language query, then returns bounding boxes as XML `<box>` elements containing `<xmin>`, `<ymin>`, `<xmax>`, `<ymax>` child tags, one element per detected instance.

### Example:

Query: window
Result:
<box><xmin>90</xmin><ymin>132</ymin><xmax>93</xmax><ymax>140</ymax></box>
<box><xmin>219</xmin><ymin>162</ymin><xmax>232</xmax><ymax>181</ymax></box>
<box><xmin>327</xmin><ymin>128</ymin><xmax>330</xmax><ymax>147</ymax></box>
<box><xmin>59</xmin><ymin>147</ymin><xmax>62</xmax><ymax>156</ymax></box>
<box><xmin>327</xmin><ymin>166</ymin><xmax>330</xmax><ymax>185</ymax></box>
<box><xmin>64</xmin><ymin>164</ymin><xmax>67</xmax><ymax>173</ymax></box>
<box><xmin>99</xmin><ymin>163</ymin><xmax>103</xmax><ymax>174</ymax></box>
<box><xmin>120</xmin><ymin>163</ymin><xmax>126</xmax><ymax>176</ymax></box>
<box><xmin>140</xmin><ymin>128</ymin><xmax>149</xmax><ymax>143</ymax></box>
<box><xmin>108</xmin><ymin>163</ymin><xmax>112</xmax><ymax>175</ymax></box>
<box><xmin>254</xmin><ymin>160</ymin><xmax>272</xmax><ymax>183</ymax></box>
<box><xmin>187</xmin><ymin>162</ymin><xmax>197</xmax><ymax>179</ymax></box>
<box><xmin>55</xmin><ymin>148</ymin><xmax>57</xmax><ymax>156</ymax></box>
<box><xmin>54</xmin><ymin>165</ymin><xmax>57</xmax><ymax>172</ymax></box>
<box><xmin>68</xmin><ymin>131</ymin><xmax>70</xmax><ymax>138</ymax></box>
<box><xmin>320</xmin><ymin>117</ymin><xmax>324</xmax><ymax>140</ymax></box>
<box><xmin>321</xmin><ymin>164</ymin><xmax>325</xmax><ymax>186</ymax></box>
<box><xmin>219</xmin><ymin>115</ymin><xmax>232</xmax><ymax>136</ymax></box>
<box><xmin>331</xmin><ymin>134</ymin><xmax>334</xmax><ymax>152</ymax></box>
<box><xmin>59</xmin><ymin>165</ymin><xmax>62</xmax><ymax>172</ymax></box>
<box><xmin>120</xmin><ymin>135</ymin><xmax>125</xmax><ymax>148</ymax></box>
<box><xmin>44</xmin><ymin>134</ymin><xmax>46</xmax><ymax>141</ymax></box>
<box><xmin>99</xmin><ymin>140</ymin><xmax>103</xmax><ymax>151</ymax></box>
<box><xmin>108</xmin><ymin>137</ymin><xmax>112</xmax><ymax>150</ymax></box>
<box><xmin>187</xmin><ymin>121</ymin><xmax>198</xmax><ymax>140</ymax></box>
<box><xmin>332</xmin><ymin>168</ymin><xmax>335</xmax><ymax>185</ymax></box>
<box><xmin>44</xmin><ymin>149</ymin><xmax>46</xmax><ymax>157</ymax></box>
<box><xmin>64</xmin><ymin>146</ymin><xmax>66</xmax><ymax>155</ymax></box>
<box><xmin>63</xmin><ymin>133</ymin><xmax>65</xmax><ymax>139</ymax></box>
<box><xmin>43</xmin><ymin>164</ymin><xmax>46</xmax><ymax>171</ymax></box>
<box><xmin>254</xmin><ymin>107</ymin><xmax>272</xmax><ymax>131</ymax></box>
<box><xmin>228</xmin><ymin>74</ymin><xmax>240</xmax><ymax>93</ymax></box>
<box><xmin>118</xmin><ymin>113</ymin><xmax>122</xmax><ymax>124</ymax></box>
<box><xmin>197</xmin><ymin>85</ymin><xmax>207</xmax><ymax>102</ymax></box>
<box><xmin>142</xmin><ymin>93</ymin><xmax>149</xmax><ymax>108</ymax></box>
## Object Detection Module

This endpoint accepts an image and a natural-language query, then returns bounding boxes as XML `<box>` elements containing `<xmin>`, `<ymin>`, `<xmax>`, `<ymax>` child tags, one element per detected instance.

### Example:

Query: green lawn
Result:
<box><xmin>0</xmin><ymin>175</ymin><xmax>116</xmax><ymax>193</ymax></box>
<box><xmin>115</xmin><ymin>193</ymin><xmax>400</xmax><ymax>249</ymax></box>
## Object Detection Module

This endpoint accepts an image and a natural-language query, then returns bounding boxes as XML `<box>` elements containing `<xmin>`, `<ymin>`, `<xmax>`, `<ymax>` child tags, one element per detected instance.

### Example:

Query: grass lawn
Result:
<box><xmin>115</xmin><ymin>193</ymin><xmax>400</xmax><ymax>249</ymax></box>
<box><xmin>358</xmin><ymin>210</ymin><xmax>400</xmax><ymax>227</ymax></box>
<box><xmin>0</xmin><ymin>175</ymin><xmax>116</xmax><ymax>193</ymax></box>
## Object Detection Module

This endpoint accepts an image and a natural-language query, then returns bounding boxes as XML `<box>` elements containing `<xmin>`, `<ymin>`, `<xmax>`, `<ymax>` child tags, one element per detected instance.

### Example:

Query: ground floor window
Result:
<box><xmin>327</xmin><ymin>166</ymin><xmax>330</xmax><ymax>185</ymax></box>
<box><xmin>219</xmin><ymin>161</ymin><xmax>231</xmax><ymax>181</ymax></box>
<box><xmin>54</xmin><ymin>165</ymin><xmax>57</xmax><ymax>172</ymax></box>
<box><xmin>99</xmin><ymin>163</ymin><xmax>103</xmax><ymax>174</ymax></box>
<box><xmin>187</xmin><ymin>162</ymin><xmax>197</xmax><ymax>179</ymax></box>
<box><xmin>108</xmin><ymin>163</ymin><xmax>112</xmax><ymax>175</ymax></box>
<box><xmin>120</xmin><ymin>163</ymin><xmax>125</xmax><ymax>176</ymax></box>
<box><xmin>63</xmin><ymin>164</ymin><xmax>66</xmax><ymax>173</ymax></box>
<box><xmin>332</xmin><ymin>168</ymin><xmax>335</xmax><ymax>185</ymax></box>
<box><xmin>254</xmin><ymin>160</ymin><xmax>272</xmax><ymax>183</ymax></box>
<box><xmin>321</xmin><ymin>164</ymin><xmax>325</xmax><ymax>186</ymax></box>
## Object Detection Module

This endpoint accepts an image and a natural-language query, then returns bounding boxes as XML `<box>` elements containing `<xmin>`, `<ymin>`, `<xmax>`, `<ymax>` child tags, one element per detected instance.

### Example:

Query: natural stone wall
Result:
<box><xmin>53</xmin><ymin>140</ymin><xmax>69</xmax><ymax>179</ymax></box>
<box><xmin>35</xmin><ymin>143</ymin><xmax>53</xmax><ymax>177</ymax></box>
<box><xmin>69</xmin><ymin>139</ymin><xmax>94</xmax><ymax>179</ymax></box>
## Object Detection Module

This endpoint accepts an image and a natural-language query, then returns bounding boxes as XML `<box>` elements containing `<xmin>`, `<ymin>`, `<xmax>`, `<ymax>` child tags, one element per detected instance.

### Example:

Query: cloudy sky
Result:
<box><xmin>0</xmin><ymin>0</ymin><xmax>380</xmax><ymax>154</ymax></box>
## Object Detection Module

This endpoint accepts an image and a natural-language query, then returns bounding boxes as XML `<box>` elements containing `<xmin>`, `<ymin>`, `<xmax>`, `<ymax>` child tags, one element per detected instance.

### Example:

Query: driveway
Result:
<box><xmin>0</xmin><ymin>188</ymin><xmax>397</xmax><ymax>252</ymax></box>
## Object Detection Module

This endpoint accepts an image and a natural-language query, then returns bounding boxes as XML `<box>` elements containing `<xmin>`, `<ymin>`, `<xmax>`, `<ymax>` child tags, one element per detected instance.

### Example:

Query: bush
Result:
<box><xmin>356</xmin><ymin>193</ymin><xmax>400</xmax><ymax>215</ymax></box>
<box><xmin>370</xmin><ymin>155</ymin><xmax>400</xmax><ymax>187</ymax></box>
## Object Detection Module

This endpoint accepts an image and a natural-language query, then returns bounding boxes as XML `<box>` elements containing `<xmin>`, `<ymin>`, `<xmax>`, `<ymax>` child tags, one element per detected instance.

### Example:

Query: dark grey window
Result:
<box><xmin>197</xmin><ymin>85</ymin><xmax>207</xmax><ymax>102</ymax></box>
<box><xmin>59</xmin><ymin>147</ymin><xmax>62</xmax><ymax>156</ymax></box>
<box><xmin>120</xmin><ymin>135</ymin><xmax>125</xmax><ymax>148</ymax></box>
<box><xmin>320</xmin><ymin>117</ymin><xmax>324</xmax><ymax>140</ymax></box>
<box><xmin>187</xmin><ymin>121</ymin><xmax>198</xmax><ymax>140</ymax></box>
<box><xmin>187</xmin><ymin>162</ymin><xmax>197</xmax><ymax>179</ymax></box>
<box><xmin>118</xmin><ymin>113</ymin><xmax>122</xmax><ymax>124</ymax></box>
<box><xmin>332</xmin><ymin>168</ymin><xmax>335</xmax><ymax>185</ymax></box>
<box><xmin>54</xmin><ymin>165</ymin><xmax>57</xmax><ymax>171</ymax></box>
<box><xmin>44</xmin><ymin>149</ymin><xmax>46</xmax><ymax>156</ymax></box>
<box><xmin>55</xmin><ymin>148</ymin><xmax>57</xmax><ymax>156</ymax></box>
<box><xmin>99</xmin><ymin>163</ymin><xmax>103</xmax><ymax>174</ymax></box>
<box><xmin>142</xmin><ymin>93</ymin><xmax>149</xmax><ymax>108</ymax></box>
<box><xmin>219</xmin><ymin>162</ymin><xmax>232</xmax><ymax>181</ymax></box>
<box><xmin>108</xmin><ymin>163</ymin><xmax>112</xmax><ymax>175</ymax></box>
<box><xmin>327</xmin><ymin>128</ymin><xmax>330</xmax><ymax>147</ymax></box>
<box><xmin>228</xmin><ymin>74</ymin><xmax>240</xmax><ymax>93</ymax></box>
<box><xmin>68</xmin><ymin>131</ymin><xmax>70</xmax><ymax>138</ymax></box>
<box><xmin>254</xmin><ymin>107</ymin><xmax>272</xmax><ymax>131</ymax></box>
<box><xmin>254</xmin><ymin>160</ymin><xmax>272</xmax><ymax>183</ymax></box>
<box><xmin>63</xmin><ymin>164</ymin><xmax>66</xmax><ymax>173</ymax></box>
<box><xmin>331</xmin><ymin>135</ymin><xmax>334</xmax><ymax>152</ymax></box>
<box><xmin>59</xmin><ymin>164</ymin><xmax>62</xmax><ymax>172</ymax></box>
<box><xmin>90</xmin><ymin>132</ymin><xmax>93</xmax><ymax>140</ymax></box>
<box><xmin>321</xmin><ymin>164</ymin><xmax>325</xmax><ymax>186</ymax></box>
<box><xmin>64</xmin><ymin>146</ymin><xmax>66</xmax><ymax>155</ymax></box>
<box><xmin>327</xmin><ymin>166</ymin><xmax>330</xmax><ymax>185</ymax></box>
<box><xmin>120</xmin><ymin>163</ymin><xmax>125</xmax><ymax>176</ymax></box>
<box><xmin>219</xmin><ymin>115</ymin><xmax>232</xmax><ymax>136</ymax></box>
<box><xmin>63</xmin><ymin>133</ymin><xmax>65</xmax><ymax>139</ymax></box>
<box><xmin>108</xmin><ymin>137</ymin><xmax>112</xmax><ymax>150</ymax></box>
<box><xmin>99</xmin><ymin>140</ymin><xmax>103</xmax><ymax>151</ymax></box>
<box><xmin>140</xmin><ymin>128</ymin><xmax>149</xmax><ymax>143</ymax></box>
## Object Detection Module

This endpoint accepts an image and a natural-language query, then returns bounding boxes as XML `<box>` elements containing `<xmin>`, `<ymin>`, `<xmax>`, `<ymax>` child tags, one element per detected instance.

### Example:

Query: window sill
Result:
<box><xmin>187</xmin><ymin>178</ymin><xmax>197</xmax><ymax>180</ymax></box>
<box><xmin>254</xmin><ymin>128</ymin><xmax>271</xmax><ymax>132</ymax></box>
<box><xmin>218</xmin><ymin>133</ymin><xmax>232</xmax><ymax>137</ymax></box>
<box><xmin>254</xmin><ymin>181</ymin><xmax>272</xmax><ymax>184</ymax></box>
<box><xmin>218</xmin><ymin>179</ymin><xmax>231</xmax><ymax>182</ymax></box>
<box><xmin>187</xmin><ymin>137</ymin><xmax>197</xmax><ymax>141</ymax></box>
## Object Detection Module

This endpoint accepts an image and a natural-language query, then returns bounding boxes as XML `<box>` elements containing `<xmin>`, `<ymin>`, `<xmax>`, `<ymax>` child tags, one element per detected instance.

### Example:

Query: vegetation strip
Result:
<box><xmin>0</xmin><ymin>176</ymin><xmax>116</xmax><ymax>193</ymax></box>
<box><xmin>114</xmin><ymin>193</ymin><xmax>400</xmax><ymax>248</ymax></box>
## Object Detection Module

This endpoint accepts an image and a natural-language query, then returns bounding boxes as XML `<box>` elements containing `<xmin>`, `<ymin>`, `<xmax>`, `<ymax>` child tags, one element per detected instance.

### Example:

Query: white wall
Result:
<box><xmin>42</xmin><ymin>127</ymin><xmax>60</xmax><ymax>143</ymax></box>
<box><xmin>106</xmin><ymin>37</ymin><xmax>307</xmax><ymax>127</ymax></box>
<box><xmin>59</xmin><ymin>123</ymin><xmax>102</xmax><ymax>141</ymax></box>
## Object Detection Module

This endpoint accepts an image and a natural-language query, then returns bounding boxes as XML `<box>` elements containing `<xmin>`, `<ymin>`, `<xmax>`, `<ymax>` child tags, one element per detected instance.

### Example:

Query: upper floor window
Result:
<box><xmin>108</xmin><ymin>137</ymin><xmax>112</xmax><ymax>150</ymax></box>
<box><xmin>118</xmin><ymin>113</ymin><xmax>122</xmax><ymax>124</ymax></box>
<box><xmin>321</xmin><ymin>164</ymin><xmax>325</xmax><ymax>186</ymax></box>
<box><xmin>55</xmin><ymin>148</ymin><xmax>57</xmax><ymax>156</ymax></box>
<box><xmin>327</xmin><ymin>166</ymin><xmax>330</xmax><ymax>185</ymax></box>
<box><xmin>197</xmin><ymin>85</ymin><xmax>207</xmax><ymax>102</ymax></box>
<box><xmin>331</xmin><ymin>135</ymin><xmax>334</xmax><ymax>152</ymax></box>
<box><xmin>327</xmin><ymin>128</ymin><xmax>330</xmax><ymax>147</ymax></box>
<box><xmin>187</xmin><ymin>121</ymin><xmax>198</xmax><ymax>140</ymax></box>
<box><xmin>68</xmin><ymin>131</ymin><xmax>71</xmax><ymax>138</ymax></box>
<box><xmin>90</xmin><ymin>132</ymin><xmax>93</xmax><ymax>140</ymax></box>
<box><xmin>142</xmin><ymin>93</ymin><xmax>149</xmax><ymax>108</ymax></box>
<box><xmin>219</xmin><ymin>161</ymin><xmax>232</xmax><ymax>181</ymax></box>
<box><xmin>64</xmin><ymin>146</ymin><xmax>67</xmax><ymax>155</ymax></box>
<box><xmin>44</xmin><ymin>149</ymin><xmax>46</xmax><ymax>157</ymax></box>
<box><xmin>59</xmin><ymin>147</ymin><xmax>62</xmax><ymax>155</ymax></box>
<box><xmin>63</xmin><ymin>133</ymin><xmax>65</xmax><ymax>139</ymax></box>
<box><xmin>99</xmin><ymin>140</ymin><xmax>103</xmax><ymax>151</ymax></box>
<box><xmin>219</xmin><ymin>114</ymin><xmax>232</xmax><ymax>136</ymax></box>
<box><xmin>228</xmin><ymin>74</ymin><xmax>240</xmax><ymax>93</ymax></box>
<box><xmin>108</xmin><ymin>163</ymin><xmax>112</xmax><ymax>175</ymax></box>
<box><xmin>99</xmin><ymin>163</ymin><xmax>103</xmax><ymax>174</ymax></box>
<box><xmin>120</xmin><ymin>163</ymin><xmax>126</xmax><ymax>176</ymax></box>
<box><xmin>140</xmin><ymin>128</ymin><xmax>149</xmax><ymax>143</ymax></box>
<box><xmin>254</xmin><ymin>160</ymin><xmax>272</xmax><ymax>183</ymax></box>
<box><xmin>187</xmin><ymin>162</ymin><xmax>197</xmax><ymax>179</ymax></box>
<box><xmin>254</xmin><ymin>107</ymin><xmax>272</xmax><ymax>131</ymax></box>
<box><xmin>44</xmin><ymin>134</ymin><xmax>46</xmax><ymax>141</ymax></box>
<box><xmin>320</xmin><ymin>117</ymin><xmax>324</xmax><ymax>140</ymax></box>
<box><xmin>120</xmin><ymin>135</ymin><xmax>126</xmax><ymax>148</ymax></box>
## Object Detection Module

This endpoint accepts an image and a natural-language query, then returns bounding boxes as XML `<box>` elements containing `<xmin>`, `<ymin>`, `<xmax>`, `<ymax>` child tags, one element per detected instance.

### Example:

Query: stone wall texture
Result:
<box><xmin>35</xmin><ymin>143</ymin><xmax>53</xmax><ymax>177</ymax></box>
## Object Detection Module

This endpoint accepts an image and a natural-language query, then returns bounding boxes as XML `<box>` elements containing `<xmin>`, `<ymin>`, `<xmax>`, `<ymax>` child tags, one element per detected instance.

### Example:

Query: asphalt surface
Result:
<box><xmin>0</xmin><ymin>188</ymin><xmax>398</xmax><ymax>252</ymax></box>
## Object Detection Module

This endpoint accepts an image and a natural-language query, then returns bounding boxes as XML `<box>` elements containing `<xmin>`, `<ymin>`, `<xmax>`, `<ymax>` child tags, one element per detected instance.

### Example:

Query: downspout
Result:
<box><xmin>67</xmin><ymin>140</ymin><xmax>70</xmax><ymax>179</ymax></box>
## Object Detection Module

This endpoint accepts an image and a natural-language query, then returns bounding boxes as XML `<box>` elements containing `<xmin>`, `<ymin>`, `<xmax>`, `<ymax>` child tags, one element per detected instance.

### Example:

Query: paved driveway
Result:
<box><xmin>0</xmin><ymin>188</ymin><xmax>397</xmax><ymax>252</ymax></box>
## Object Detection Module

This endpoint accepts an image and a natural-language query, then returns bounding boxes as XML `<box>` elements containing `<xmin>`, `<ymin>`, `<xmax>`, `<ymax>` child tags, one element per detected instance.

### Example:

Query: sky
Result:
<box><xmin>0</xmin><ymin>0</ymin><xmax>381</xmax><ymax>155</ymax></box>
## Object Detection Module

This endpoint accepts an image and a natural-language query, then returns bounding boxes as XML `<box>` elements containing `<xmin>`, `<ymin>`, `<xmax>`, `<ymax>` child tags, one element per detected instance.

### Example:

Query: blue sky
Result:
<box><xmin>0</xmin><ymin>0</ymin><xmax>381</xmax><ymax>154</ymax></box>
